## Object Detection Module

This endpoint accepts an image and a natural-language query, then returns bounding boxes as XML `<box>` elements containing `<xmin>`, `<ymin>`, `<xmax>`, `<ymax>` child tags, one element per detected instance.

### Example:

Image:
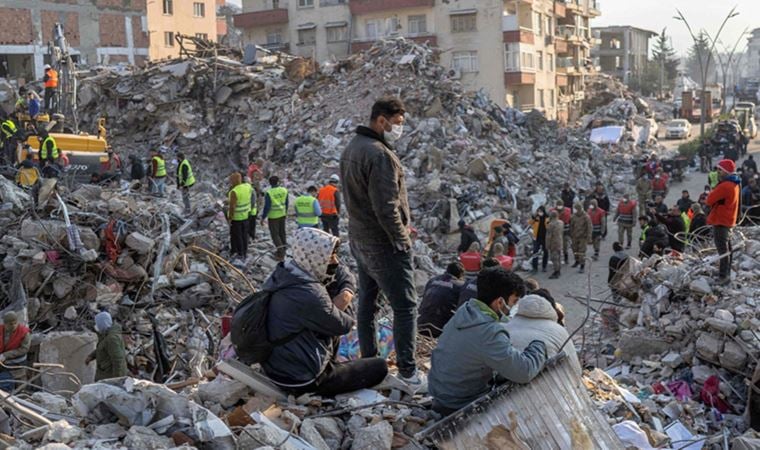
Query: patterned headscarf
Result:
<box><xmin>291</xmin><ymin>227</ymin><xmax>339</xmax><ymax>281</ymax></box>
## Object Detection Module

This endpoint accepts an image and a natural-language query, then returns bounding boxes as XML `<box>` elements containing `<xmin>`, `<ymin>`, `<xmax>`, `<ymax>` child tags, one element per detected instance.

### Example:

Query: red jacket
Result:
<box><xmin>706</xmin><ymin>177</ymin><xmax>740</xmax><ymax>227</ymax></box>
<box><xmin>459</xmin><ymin>251</ymin><xmax>482</xmax><ymax>273</ymax></box>
<box><xmin>495</xmin><ymin>254</ymin><xmax>514</xmax><ymax>271</ymax></box>
<box><xmin>587</xmin><ymin>207</ymin><xmax>606</xmax><ymax>225</ymax></box>
<box><xmin>651</xmin><ymin>178</ymin><xmax>668</xmax><ymax>192</ymax></box>
<box><xmin>0</xmin><ymin>324</ymin><xmax>29</xmax><ymax>352</ymax></box>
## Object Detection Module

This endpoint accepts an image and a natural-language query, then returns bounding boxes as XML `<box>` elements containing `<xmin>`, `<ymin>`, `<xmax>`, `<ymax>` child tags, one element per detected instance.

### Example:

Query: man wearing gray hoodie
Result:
<box><xmin>429</xmin><ymin>267</ymin><xmax>547</xmax><ymax>415</ymax></box>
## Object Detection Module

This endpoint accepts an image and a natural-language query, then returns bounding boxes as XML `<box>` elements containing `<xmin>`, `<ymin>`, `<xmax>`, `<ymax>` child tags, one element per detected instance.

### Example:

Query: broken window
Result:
<box><xmin>408</xmin><ymin>15</ymin><xmax>427</xmax><ymax>35</ymax></box>
<box><xmin>452</xmin><ymin>51</ymin><xmax>478</xmax><ymax>73</ymax></box>
<box><xmin>163</xmin><ymin>0</ymin><xmax>173</xmax><ymax>15</ymax></box>
<box><xmin>326</xmin><ymin>26</ymin><xmax>347</xmax><ymax>43</ymax></box>
<box><xmin>164</xmin><ymin>31</ymin><xmax>174</xmax><ymax>47</ymax></box>
<box><xmin>297</xmin><ymin>28</ymin><xmax>316</xmax><ymax>45</ymax></box>
<box><xmin>451</xmin><ymin>13</ymin><xmax>476</xmax><ymax>33</ymax></box>
<box><xmin>193</xmin><ymin>2</ymin><xmax>205</xmax><ymax>18</ymax></box>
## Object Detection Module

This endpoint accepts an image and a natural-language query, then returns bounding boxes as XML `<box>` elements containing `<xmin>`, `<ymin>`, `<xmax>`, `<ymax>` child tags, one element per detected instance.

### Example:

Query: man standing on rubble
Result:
<box><xmin>635</xmin><ymin>174</ymin><xmax>652</xmax><ymax>215</ymax></box>
<box><xmin>340</xmin><ymin>98</ymin><xmax>426</xmax><ymax>391</ymax></box>
<box><xmin>614</xmin><ymin>194</ymin><xmax>637</xmax><ymax>249</ymax></box>
<box><xmin>261</xmin><ymin>176</ymin><xmax>289</xmax><ymax>260</ymax></box>
<box><xmin>546</xmin><ymin>210</ymin><xmax>564</xmax><ymax>279</ymax></box>
<box><xmin>560</xmin><ymin>183</ymin><xmax>575</xmax><ymax>208</ymax></box>
<box><xmin>706</xmin><ymin>159</ymin><xmax>741</xmax><ymax>285</ymax></box>
<box><xmin>552</xmin><ymin>200</ymin><xmax>572</xmax><ymax>264</ymax></box>
<box><xmin>592</xmin><ymin>183</ymin><xmax>611</xmax><ymax>238</ymax></box>
<box><xmin>86</xmin><ymin>311</ymin><xmax>127</xmax><ymax>381</ymax></box>
<box><xmin>0</xmin><ymin>312</ymin><xmax>30</xmax><ymax>392</ymax></box>
<box><xmin>318</xmin><ymin>175</ymin><xmax>342</xmax><ymax>237</ymax></box>
<box><xmin>228</xmin><ymin>172</ymin><xmax>252</xmax><ymax>262</ymax></box>
<box><xmin>588</xmin><ymin>199</ymin><xmax>605</xmax><ymax>261</ymax></box>
<box><xmin>176</xmin><ymin>153</ymin><xmax>195</xmax><ymax>215</ymax></box>
<box><xmin>295</xmin><ymin>186</ymin><xmax>322</xmax><ymax>229</ymax></box>
<box><xmin>570</xmin><ymin>202</ymin><xmax>592</xmax><ymax>273</ymax></box>
<box><xmin>428</xmin><ymin>267</ymin><xmax>546</xmax><ymax>415</ymax></box>
<box><xmin>149</xmin><ymin>149</ymin><xmax>167</xmax><ymax>197</ymax></box>
<box><xmin>42</xmin><ymin>64</ymin><xmax>58</xmax><ymax>113</ymax></box>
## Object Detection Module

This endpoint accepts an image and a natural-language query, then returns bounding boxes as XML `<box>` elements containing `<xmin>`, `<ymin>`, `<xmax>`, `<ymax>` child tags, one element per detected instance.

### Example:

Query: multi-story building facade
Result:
<box><xmin>0</xmin><ymin>0</ymin><xmax>150</xmax><ymax>82</ymax></box>
<box><xmin>234</xmin><ymin>0</ymin><xmax>599</xmax><ymax>121</ymax></box>
<box><xmin>741</xmin><ymin>28</ymin><xmax>760</xmax><ymax>81</ymax></box>
<box><xmin>591</xmin><ymin>25</ymin><xmax>656</xmax><ymax>84</ymax></box>
<box><xmin>147</xmin><ymin>0</ymin><xmax>219</xmax><ymax>60</ymax></box>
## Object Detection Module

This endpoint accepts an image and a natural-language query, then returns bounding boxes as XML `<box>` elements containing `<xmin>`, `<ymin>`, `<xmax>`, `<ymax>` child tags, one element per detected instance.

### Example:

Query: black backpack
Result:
<box><xmin>230</xmin><ymin>290</ymin><xmax>298</xmax><ymax>365</ymax></box>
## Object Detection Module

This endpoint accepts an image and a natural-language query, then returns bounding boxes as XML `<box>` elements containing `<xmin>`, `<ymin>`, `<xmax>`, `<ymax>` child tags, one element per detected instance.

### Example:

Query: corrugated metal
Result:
<box><xmin>416</xmin><ymin>356</ymin><xmax>623</xmax><ymax>449</ymax></box>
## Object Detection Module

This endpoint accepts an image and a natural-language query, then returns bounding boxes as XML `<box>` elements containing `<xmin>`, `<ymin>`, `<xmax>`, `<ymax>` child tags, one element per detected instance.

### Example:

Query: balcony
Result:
<box><xmin>564</xmin><ymin>0</ymin><xmax>581</xmax><ymax>13</ymax></box>
<box><xmin>589</xmin><ymin>0</ymin><xmax>601</xmax><ymax>16</ymax></box>
<box><xmin>556</xmin><ymin>57</ymin><xmax>578</xmax><ymax>75</ymax></box>
<box><xmin>233</xmin><ymin>9</ymin><xmax>289</xmax><ymax>28</ymax></box>
<box><xmin>504</xmin><ymin>72</ymin><xmax>536</xmax><ymax>86</ymax></box>
<box><xmin>556</xmin><ymin>73</ymin><xmax>568</xmax><ymax>87</ymax></box>
<box><xmin>502</xmin><ymin>15</ymin><xmax>534</xmax><ymax>44</ymax></box>
<box><xmin>349</xmin><ymin>0</ymin><xmax>435</xmax><ymax>15</ymax></box>
<box><xmin>554</xmin><ymin>1</ymin><xmax>566</xmax><ymax>18</ymax></box>
<box><xmin>554</xmin><ymin>36</ymin><xmax>569</xmax><ymax>54</ymax></box>
<box><xmin>350</xmin><ymin>34</ymin><xmax>437</xmax><ymax>53</ymax></box>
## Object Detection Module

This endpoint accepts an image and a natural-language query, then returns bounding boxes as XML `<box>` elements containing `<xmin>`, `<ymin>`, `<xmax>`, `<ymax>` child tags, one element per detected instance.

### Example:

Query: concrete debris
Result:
<box><xmin>44</xmin><ymin>420</ymin><xmax>81</xmax><ymax>444</ymax></box>
<box><xmin>351</xmin><ymin>421</ymin><xmax>394</xmax><ymax>450</ymax></box>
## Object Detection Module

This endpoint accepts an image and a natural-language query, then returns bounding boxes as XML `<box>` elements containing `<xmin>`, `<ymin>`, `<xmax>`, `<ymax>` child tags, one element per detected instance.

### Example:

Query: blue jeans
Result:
<box><xmin>351</xmin><ymin>241</ymin><xmax>418</xmax><ymax>378</ymax></box>
<box><xmin>151</xmin><ymin>177</ymin><xmax>166</xmax><ymax>196</ymax></box>
<box><xmin>0</xmin><ymin>371</ymin><xmax>13</xmax><ymax>392</ymax></box>
<box><xmin>532</xmin><ymin>239</ymin><xmax>548</xmax><ymax>271</ymax></box>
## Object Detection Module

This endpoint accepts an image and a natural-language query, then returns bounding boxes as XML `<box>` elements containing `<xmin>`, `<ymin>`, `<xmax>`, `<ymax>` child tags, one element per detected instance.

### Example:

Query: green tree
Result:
<box><xmin>628</xmin><ymin>63</ymin><xmax>662</xmax><ymax>97</ymax></box>
<box><xmin>651</xmin><ymin>28</ymin><xmax>680</xmax><ymax>94</ymax></box>
<box><xmin>687</xmin><ymin>31</ymin><xmax>711</xmax><ymax>82</ymax></box>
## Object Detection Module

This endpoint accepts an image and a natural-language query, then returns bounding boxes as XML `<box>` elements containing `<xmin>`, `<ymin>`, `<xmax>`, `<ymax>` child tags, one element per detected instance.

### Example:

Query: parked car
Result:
<box><xmin>665</xmin><ymin>119</ymin><xmax>692</xmax><ymax>139</ymax></box>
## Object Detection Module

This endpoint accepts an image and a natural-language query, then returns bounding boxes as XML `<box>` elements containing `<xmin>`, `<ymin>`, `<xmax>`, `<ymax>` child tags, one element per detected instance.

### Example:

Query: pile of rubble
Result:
<box><xmin>581</xmin><ymin>228</ymin><xmax>760</xmax><ymax>447</ymax></box>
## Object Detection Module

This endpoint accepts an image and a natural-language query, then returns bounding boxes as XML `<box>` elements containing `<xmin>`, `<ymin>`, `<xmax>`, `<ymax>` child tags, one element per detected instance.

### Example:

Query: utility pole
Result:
<box><xmin>675</xmin><ymin>7</ymin><xmax>739</xmax><ymax>139</ymax></box>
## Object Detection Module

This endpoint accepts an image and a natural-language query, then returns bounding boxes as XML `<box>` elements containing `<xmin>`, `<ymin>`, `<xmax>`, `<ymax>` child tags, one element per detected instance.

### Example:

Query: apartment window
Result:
<box><xmin>326</xmin><ymin>25</ymin><xmax>348</xmax><ymax>43</ymax></box>
<box><xmin>452</xmin><ymin>51</ymin><xmax>479</xmax><ymax>73</ymax></box>
<box><xmin>550</xmin><ymin>89</ymin><xmax>555</xmax><ymax>107</ymax></box>
<box><xmin>272</xmin><ymin>0</ymin><xmax>279</xmax><ymax>7</ymax></box>
<box><xmin>538</xmin><ymin>89</ymin><xmax>545</xmax><ymax>108</ymax></box>
<box><xmin>537</xmin><ymin>50</ymin><xmax>544</xmax><ymax>70</ymax></box>
<box><xmin>615</xmin><ymin>56</ymin><xmax>621</xmax><ymax>68</ymax></box>
<box><xmin>533</xmin><ymin>12</ymin><xmax>543</xmax><ymax>35</ymax></box>
<box><xmin>451</xmin><ymin>13</ymin><xmax>476</xmax><ymax>33</ymax></box>
<box><xmin>521</xmin><ymin>50</ymin><xmax>535</xmax><ymax>70</ymax></box>
<box><xmin>266</xmin><ymin>30</ymin><xmax>282</xmax><ymax>45</ymax></box>
<box><xmin>164</xmin><ymin>31</ymin><xmax>174</xmax><ymax>47</ymax></box>
<box><xmin>548</xmin><ymin>53</ymin><xmax>554</xmax><ymax>71</ymax></box>
<box><xmin>546</xmin><ymin>15</ymin><xmax>553</xmax><ymax>36</ymax></box>
<box><xmin>195</xmin><ymin>33</ymin><xmax>209</xmax><ymax>40</ymax></box>
<box><xmin>298</xmin><ymin>28</ymin><xmax>316</xmax><ymax>45</ymax></box>
<box><xmin>385</xmin><ymin>17</ymin><xmax>400</xmax><ymax>36</ymax></box>
<box><xmin>162</xmin><ymin>0</ymin><xmax>173</xmax><ymax>15</ymax></box>
<box><xmin>366</xmin><ymin>20</ymin><xmax>380</xmax><ymax>39</ymax></box>
<box><xmin>193</xmin><ymin>2</ymin><xmax>205</xmax><ymax>17</ymax></box>
<box><xmin>408</xmin><ymin>15</ymin><xmax>427</xmax><ymax>35</ymax></box>
<box><xmin>298</xmin><ymin>0</ymin><xmax>314</xmax><ymax>8</ymax></box>
<box><xmin>505</xmin><ymin>43</ymin><xmax>519</xmax><ymax>71</ymax></box>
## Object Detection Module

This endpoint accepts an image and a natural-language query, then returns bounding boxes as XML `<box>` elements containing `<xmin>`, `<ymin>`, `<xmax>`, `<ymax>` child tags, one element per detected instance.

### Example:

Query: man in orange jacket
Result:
<box><xmin>318</xmin><ymin>174</ymin><xmax>342</xmax><ymax>237</ymax></box>
<box><xmin>706</xmin><ymin>159</ymin><xmax>741</xmax><ymax>285</ymax></box>
<box><xmin>43</xmin><ymin>64</ymin><xmax>59</xmax><ymax>113</ymax></box>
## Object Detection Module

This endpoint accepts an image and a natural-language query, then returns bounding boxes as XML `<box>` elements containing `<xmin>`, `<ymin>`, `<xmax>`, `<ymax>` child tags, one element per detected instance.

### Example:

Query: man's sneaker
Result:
<box><xmin>400</xmin><ymin>371</ymin><xmax>428</xmax><ymax>394</ymax></box>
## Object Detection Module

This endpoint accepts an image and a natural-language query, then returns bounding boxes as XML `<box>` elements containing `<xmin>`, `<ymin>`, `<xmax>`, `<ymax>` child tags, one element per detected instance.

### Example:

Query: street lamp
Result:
<box><xmin>674</xmin><ymin>6</ymin><xmax>739</xmax><ymax>138</ymax></box>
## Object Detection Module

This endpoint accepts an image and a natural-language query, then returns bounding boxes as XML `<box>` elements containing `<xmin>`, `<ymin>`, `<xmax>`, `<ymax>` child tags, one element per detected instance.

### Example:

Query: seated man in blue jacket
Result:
<box><xmin>262</xmin><ymin>227</ymin><xmax>387</xmax><ymax>396</ymax></box>
<box><xmin>429</xmin><ymin>267</ymin><xmax>547</xmax><ymax>415</ymax></box>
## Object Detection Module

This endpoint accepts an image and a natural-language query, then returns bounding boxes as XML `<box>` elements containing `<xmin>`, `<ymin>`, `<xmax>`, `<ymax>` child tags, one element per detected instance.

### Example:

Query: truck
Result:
<box><xmin>737</xmin><ymin>78</ymin><xmax>760</xmax><ymax>102</ymax></box>
<box><xmin>734</xmin><ymin>104</ymin><xmax>758</xmax><ymax>139</ymax></box>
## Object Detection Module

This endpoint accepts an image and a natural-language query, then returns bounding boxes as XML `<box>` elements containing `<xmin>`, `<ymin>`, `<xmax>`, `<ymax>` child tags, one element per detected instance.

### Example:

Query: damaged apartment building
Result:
<box><xmin>0</xmin><ymin>0</ymin><xmax>220</xmax><ymax>84</ymax></box>
<box><xmin>234</xmin><ymin>0</ymin><xmax>600</xmax><ymax>123</ymax></box>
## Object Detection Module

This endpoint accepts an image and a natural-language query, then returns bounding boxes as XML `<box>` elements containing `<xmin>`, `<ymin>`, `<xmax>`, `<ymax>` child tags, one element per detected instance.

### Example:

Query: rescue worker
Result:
<box><xmin>247</xmin><ymin>177</ymin><xmax>258</xmax><ymax>243</ymax></box>
<box><xmin>176</xmin><ymin>152</ymin><xmax>195</xmax><ymax>215</ymax></box>
<box><xmin>100</xmin><ymin>147</ymin><xmax>122</xmax><ymax>184</ymax></box>
<box><xmin>150</xmin><ymin>149</ymin><xmax>167</xmax><ymax>197</ymax></box>
<box><xmin>38</xmin><ymin>129</ymin><xmax>60</xmax><ymax>177</ymax></box>
<box><xmin>614</xmin><ymin>194</ymin><xmax>637</xmax><ymax>249</ymax></box>
<box><xmin>592</xmin><ymin>183</ymin><xmax>611</xmax><ymax>238</ymax></box>
<box><xmin>653</xmin><ymin>205</ymin><xmax>686</xmax><ymax>253</ymax></box>
<box><xmin>638</xmin><ymin>215</ymin><xmax>649</xmax><ymax>250</ymax></box>
<box><xmin>546</xmin><ymin>210</ymin><xmax>564</xmax><ymax>279</ymax></box>
<box><xmin>569</xmin><ymin>202</ymin><xmax>592</xmax><ymax>273</ymax></box>
<box><xmin>318</xmin><ymin>175</ymin><xmax>342</xmax><ymax>237</ymax></box>
<box><xmin>706</xmin><ymin>159</ymin><xmax>741</xmax><ymax>285</ymax></box>
<box><xmin>85</xmin><ymin>311</ymin><xmax>128</xmax><ymax>381</ymax></box>
<box><xmin>0</xmin><ymin>312</ymin><xmax>31</xmax><ymax>392</ymax></box>
<box><xmin>295</xmin><ymin>186</ymin><xmax>322</xmax><ymax>229</ymax></box>
<box><xmin>651</xmin><ymin>172</ymin><xmax>668</xmax><ymax>200</ymax></box>
<box><xmin>228</xmin><ymin>172</ymin><xmax>252</xmax><ymax>262</ymax></box>
<box><xmin>459</xmin><ymin>242</ymin><xmax>483</xmax><ymax>275</ymax></box>
<box><xmin>677</xmin><ymin>190</ymin><xmax>693</xmax><ymax>213</ymax></box>
<box><xmin>27</xmin><ymin>90</ymin><xmax>41</xmax><ymax>121</ymax></box>
<box><xmin>635</xmin><ymin>174</ymin><xmax>653</xmax><ymax>213</ymax></box>
<box><xmin>43</xmin><ymin>64</ymin><xmax>58</xmax><ymax>113</ymax></box>
<box><xmin>1</xmin><ymin>115</ymin><xmax>22</xmax><ymax>165</ymax></box>
<box><xmin>553</xmin><ymin>200</ymin><xmax>572</xmax><ymax>264</ymax></box>
<box><xmin>417</xmin><ymin>262</ymin><xmax>465</xmax><ymax>338</ymax></box>
<box><xmin>261</xmin><ymin>176</ymin><xmax>289</xmax><ymax>261</ymax></box>
<box><xmin>587</xmin><ymin>199</ymin><xmax>606</xmax><ymax>260</ymax></box>
<box><xmin>15</xmin><ymin>152</ymin><xmax>40</xmax><ymax>205</ymax></box>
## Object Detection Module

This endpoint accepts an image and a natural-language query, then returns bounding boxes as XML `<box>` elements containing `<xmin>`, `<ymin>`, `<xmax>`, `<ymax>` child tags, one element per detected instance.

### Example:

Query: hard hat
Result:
<box><xmin>329</xmin><ymin>174</ymin><xmax>340</xmax><ymax>183</ymax></box>
<box><xmin>44</xmin><ymin>64</ymin><xmax>51</xmax><ymax>70</ymax></box>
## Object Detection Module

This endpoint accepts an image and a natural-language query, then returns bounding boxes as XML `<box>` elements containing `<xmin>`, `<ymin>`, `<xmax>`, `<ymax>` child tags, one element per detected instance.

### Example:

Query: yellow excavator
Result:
<box><xmin>14</xmin><ymin>23</ymin><xmax>109</xmax><ymax>176</ymax></box>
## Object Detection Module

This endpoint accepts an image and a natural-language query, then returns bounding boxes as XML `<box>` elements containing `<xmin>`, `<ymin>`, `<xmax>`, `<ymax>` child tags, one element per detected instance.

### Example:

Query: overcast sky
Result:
<box><xmin>595</xmin><ymin>1</ymin><xmax>758</xmax><ymax>57</ymax></box>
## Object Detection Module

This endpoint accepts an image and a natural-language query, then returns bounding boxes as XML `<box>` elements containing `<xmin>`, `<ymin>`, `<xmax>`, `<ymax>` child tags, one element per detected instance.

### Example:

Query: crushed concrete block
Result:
<box><xmin>706</xmin><ymin>318</ymin><xmax>737</xmax><ymax>335</ymax></box>
<box><xmin>53</xmin><ymin>275</ymin><xmax>76</xmax><ymax>299</ymax></box>
<box><xmin>45</xmin><ymin>420</ymin><xmax>82</xmax><ymax>444</ymax></box>
<box><xmin>125</xmin><ymin>232</ymin><xmax>156</xmax><ymax>254</ymax></box>
<box><xmin>689</xmin><ymin>277</ymin><xmax>713</xmax><ymax>295</ymax></box>
<box><xmin>197</xmin><ymin>377</ymin><xmax>249</xmax><ymax>408</ymax></box>
<box><xmin>661</xmin><ymin>352</ymin><xmax>683</xmax><ymax>369</ymax></box>
<box><xmin>617</xmin><ymin>331</ymin><xmax>671</xmax><ymax>361</ymax></box>
<box><xmin>92</xmin><ymin>423</ymin><xmax>127</xmax><ymax>440</ymax></box>
<box><xmin>123</xmin><ymin>426</ymin><xmax>174</xmax><ymax>450</ymax></box>
<box><xmin>714</xmin><ymin>309</ymin><xmax>735</xmax><ymax>322</ymax></box>
<box><xmin>719</xmin><ymin>341</ymin><xmax>748</xmax><ymax>370</ymax></box>
<box><xmin>351</xmin><ymin>421</ymin><xmax>393</xmax><ymax>450</ymax></box>
<box><xmin>31</xmin><ymin>392</ymin><xmax>69</xmax><ymax>414</ymax></box>
<box><xmin>311</xmin><ymin>417</ymin><xmax>343</xmax><ymax>449</ymax></box>
<box><xmin>107</xmin><ymin>197</ymin><xmax>129</xmax><ymax>213</ymax></box>
<box><xmin>301</xmin><ymin>419</ymin><xmax>330</xmax><ymax>450</ymax></box>
<box><xmin>63</xmin><ymin>306</ymin><xmax>77</xmax><ymax>320</ymax></box>
<box><xmin>38</xmin><ymin>332</ymin><xmax>97</xmax><ymax>393</ymax></box>
<box><xmin>237</xmin><ymin>423</ymin><xmax>301</xmax><ymax>450</ymax></box>
<box><xmin>696</xmin><ymin>333</ymin><xmax>723</xmax><ymax>361</ymax></box>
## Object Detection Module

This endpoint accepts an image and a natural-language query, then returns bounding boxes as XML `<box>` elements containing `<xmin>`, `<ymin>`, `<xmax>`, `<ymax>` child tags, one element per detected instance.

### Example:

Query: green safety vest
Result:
<box><xmin>1</xmin><ymin>120</ymin><xmax>17</xmax><ymax>139</ymax></box>
<box><xmin>230</xmin><ymin>182</ymin><xmax>253</xmax><ymax>221</ymax></box>
<box><xmin>250</xmin><ymin>190</ymin><xmax>258</xmax><ymax>217</ymax></box>
<box><xmin>178</xmin><ymin>159</ymin><xmax>195</xmax><ymax>187</ymax></box>
<box><xmin>295</xmin><ymin>195</ymin><xmax>319</xmax><ymax>226</ymax></box>
<box><xmin>640</xmin><ymin>225</ymin><xmax>649</xmax><ymax>242</ymax></box>
<box><xmin>708</xmin><ymin>171</ymin><xmax>719</xmax><ymax>189</ymax></box>
<box><xmin>681</xmin><ymin>212</ymin><xmax>691</xmax><ymax>235</ymax></box>
<box><xmin>152</xmin><ymin>156</ymin><xmax>166</xmax><ymax>177</ymax></box>
<box><xmin>41</xmin><ymin>136</ymin><xmax>59</xmax><ymax>160</ymax></box>
<box><xmin>267</xmin><ymin>186</ymin><xmax>288</xmax><ymax>219</ymax></box>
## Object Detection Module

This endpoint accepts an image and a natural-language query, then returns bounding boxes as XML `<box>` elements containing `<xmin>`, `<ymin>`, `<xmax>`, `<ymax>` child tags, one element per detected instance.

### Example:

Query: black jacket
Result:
<box><xmin>418</xmin><ymin>274</ymin><xmax>464</xmax><ymax>338</ymax></box>
<box><xmin>690</xmin><ymin>213</ymin><xmax>709</xmax><ymax>241</ymax></box>
<box><xmin>593</xmin><ymin>191</ymin><xmax>611</xmax><ymax>212</ymax></box>
<box><xmin>677</xmin><ymin>197</ymin><xmax>693</xmax><ymax>213</ymax></box>
<box><xmin>655</xmin><ymin>213</ymin><xmax>686</xmax><ymax>252</ymax></box>
<box><xmin>262</xmin><ymin>262</ymin><xmax>353</xmax><ymax>386</ymax></box>
<box><xmin>561</xmin><ymin>189</ymin><xmax>576</xmax><ymax>208</ymax></box>
<box><xmin>608</xmin><ymin>251</ymin><xmax>628</xmax><ymax>283</ymax></box>
<box><xmin>457</xmin><ymin>278</ymin><xmax>477</xmax><ymax>307</ymax></box>
<box><xmin>129</xmin><ymin>156</ymin><xmax>145</xmax><ymax>180</ymax></box>
<box><xmin>458</xmin><ymin>225</ymin><xmax>479</xmax><ymax>253</ymax></box>
<box><xmin>641</xmin><ymin>224</ymin><xmax>669</xmax><ymax>257</ymax></box>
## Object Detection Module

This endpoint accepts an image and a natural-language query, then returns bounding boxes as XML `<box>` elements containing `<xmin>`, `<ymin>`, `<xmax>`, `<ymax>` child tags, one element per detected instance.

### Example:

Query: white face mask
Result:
<box><xmin>385</xmin><ymin>124</ymin><xmax>404</xmax><ymax>143</ymax></box>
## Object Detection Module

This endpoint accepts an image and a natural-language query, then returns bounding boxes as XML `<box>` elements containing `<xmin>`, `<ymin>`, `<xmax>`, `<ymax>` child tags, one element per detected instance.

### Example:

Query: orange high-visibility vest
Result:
<box><xmin>318</xmin><ymin>184</ymin><xmax>338</xmax><ymax>215</ymax></box>
<box><xmin>45</xmin><ymin>69</ymin><xmax>58</xmax><ymax>88</ymax></box>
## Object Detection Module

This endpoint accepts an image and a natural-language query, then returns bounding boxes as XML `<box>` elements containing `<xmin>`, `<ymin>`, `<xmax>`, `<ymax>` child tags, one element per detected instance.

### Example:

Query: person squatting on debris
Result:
<box><xmin>706</xmin><ymin>159</ymin><xmax>741</xmax><ymax>285</ymax></box>
<box><xmin>228</xmin><ymin>172</ymin><xmax>252</xmax><ymax>262</ymax></box>
<box><xmin>150</xmin><ymin>148</ymin><xmax>167</xmax><ymax>197</ymax></box>
<box><xmin>428</xmin><ymin>267</ymin><xmax>547</xmax><ymax>415</ymax></box>
<box><xmin>295</xmin><ymin>186</ymin><xmax>322</xmax><ymax>229</ymax></box>
<box><xmin>546</xmin><ymin>210</ymin><xmax>564</xmax><ymax>279</ymax></box>
<box><xmin>614</xmin><ymin>194</ymin><xmax>637</xmax><ymax>249</ymax></box>
<box><xmin>261</xmin><ymin>175</ymin><xmax>289</xmax><ymax>261</ymax></box>
<box><xmin>15</xmin><ymin>152</ymin><xmax>40</xmax><ymax>205</ymax></box>
<box><xmin>176</xmin><ymin>152</ymin><xmax>195</xmax><ymax>215</ymax></box>
<box><xmin>261</xmin><ymin>227</ymin><xmax>388</xmax><ymax>396</ymax></box>
<box><xmin>417</xmin><ymin>262</ymin><xmax>465</xmax><ymax>339</ymax></box>
<box><xmin>340</xmin><ymin>97</ymin><xmax>426</xmax><ymax>391</ymax></box>
<box><xmin>86</xmin><ymin>311</ymin><xmax>128</xmax><ymax>381</ymax></box>
<box><xmin>569</xmin><ymin>202</ymin><xmax>592</xmax><ymax>273</ymax></box>
<box><xmin>457</xmin><ymin>219</ymin><xmax>480</xmax><ymax>253</ymax></box>
<box><xmin>653</xmin><ymin>205</ymin><xmax>686</xmax><ymax>253</ymax></box>
<box><xmin>318</xmin><ymin>174</ymin><xmax>342</xmax><ymax>237</ymax></box>
<box><xmin>0</xmin><ymin>312</ymin><xmax>30</xmax><ymax>392</ymax></box>
<box><xmin>459</xmin><ymin>241</ymin><xmax>482</xmax><ymax>275</ymax></box>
